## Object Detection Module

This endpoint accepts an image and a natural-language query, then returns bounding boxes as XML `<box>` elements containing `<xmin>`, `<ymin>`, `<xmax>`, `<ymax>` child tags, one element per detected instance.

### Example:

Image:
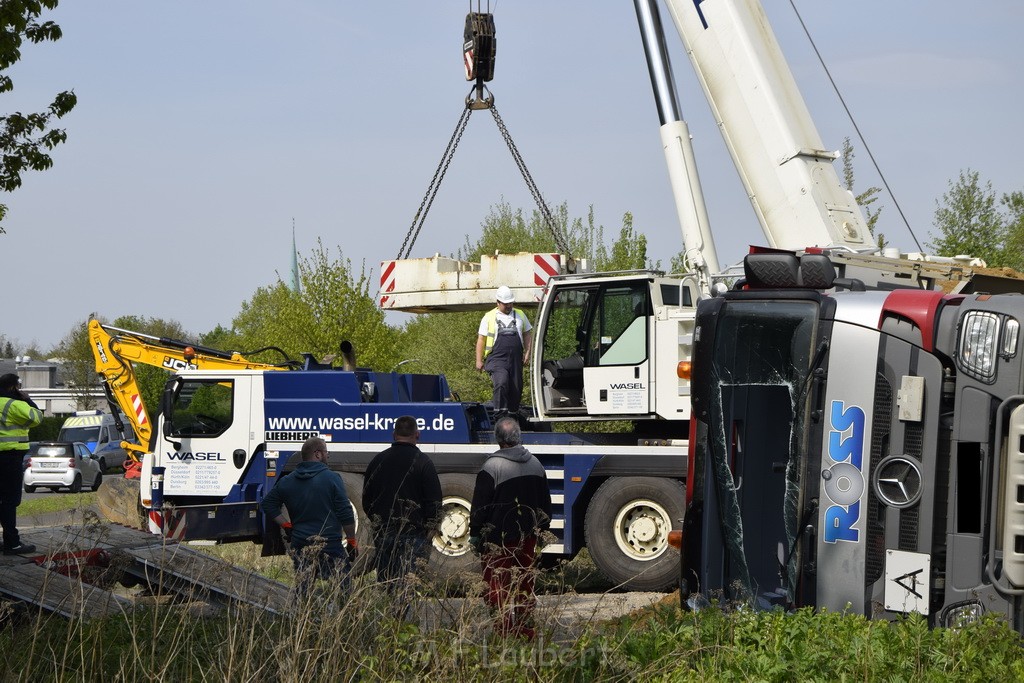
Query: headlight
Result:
<box><xmin>942</xmin><ymin>601</ymin><xmax>983</xmax><ymax>629</ymax></box>
<box><xmin>958</xmin><ymin>312</ymin><xmax>1000</xmax><ymax>382</ymax></box>
<box><xmin>1004</xmin><ymin>318</ymin><xmax>1020</xmax><ymax>358</ymax></box>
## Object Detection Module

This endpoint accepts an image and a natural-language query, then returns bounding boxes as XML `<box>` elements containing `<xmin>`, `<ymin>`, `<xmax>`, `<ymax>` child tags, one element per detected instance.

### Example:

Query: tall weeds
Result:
<box><xmin>2</xmin><ymin>536</ymin><xmax>1023</xmax><ymax>681</ymax></box>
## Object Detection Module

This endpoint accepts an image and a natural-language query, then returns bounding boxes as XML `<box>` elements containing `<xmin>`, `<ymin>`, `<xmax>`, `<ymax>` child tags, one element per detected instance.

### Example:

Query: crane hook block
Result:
<box><xmin>463</xmin><ymin>12</ymin><xmax>496</xmax><ymax>83</ymax></box>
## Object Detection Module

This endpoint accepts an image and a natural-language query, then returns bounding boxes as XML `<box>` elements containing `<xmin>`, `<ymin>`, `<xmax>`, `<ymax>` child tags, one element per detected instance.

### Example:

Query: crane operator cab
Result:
<box><xmin>532</xmin><ymin>272</ymin><xmax>700</xmax><ymax>424</ymax></box>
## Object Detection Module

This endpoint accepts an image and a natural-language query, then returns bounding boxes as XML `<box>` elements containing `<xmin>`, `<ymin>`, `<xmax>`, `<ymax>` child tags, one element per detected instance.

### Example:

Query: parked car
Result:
<box><xmin>23</xmin><ymin>441</ymin><xmax>103</xmax><ymax>493</ymax></box>
<box><xmin>22</xmin><ymin>441</ymin><xmax>37</xmax><ymax>469</ymax></box>
<box><xmin>57</xmin><ymin>411</ymin><xmax>136</xmax><ymax>472</ymax></box>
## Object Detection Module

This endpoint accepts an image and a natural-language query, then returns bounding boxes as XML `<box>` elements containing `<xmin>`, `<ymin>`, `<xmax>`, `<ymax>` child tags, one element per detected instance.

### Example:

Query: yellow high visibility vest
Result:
<box><xmin>0</xmin><ymin>396</ymin><xmax>42</xmax><ymax>452</ymax></box>
<box><xmin>481</xmin><ymin>308</ymin><xmax>527</xmax><ymax>357</ymax></box>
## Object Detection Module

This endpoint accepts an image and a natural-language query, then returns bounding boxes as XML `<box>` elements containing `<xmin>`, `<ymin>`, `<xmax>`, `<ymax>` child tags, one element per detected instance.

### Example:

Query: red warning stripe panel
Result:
<box><xmin>132</xmin><ymin>393</ymin><xmax>147</xmax><ymax>425</ymax></box>
<box><xmin>379</xmin><ymin>261</ymin><xmax>397</xmax><ymax>307</ymax></box>
<box><xmin>534</xmin><ymin>254</ymin><xmax>561</xmax><ymax>286</ymax></box>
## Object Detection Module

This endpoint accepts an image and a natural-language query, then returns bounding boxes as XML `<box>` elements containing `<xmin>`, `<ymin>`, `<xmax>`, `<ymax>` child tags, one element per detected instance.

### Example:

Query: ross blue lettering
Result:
<box><xmin>828</xmin><ymin>401</ymin><xmax>865</xmax><ymax>467</ymax></box>
<box><xmin>824</xmin><ymin>501</ymin><xmax>860</xmax><ymax>543</ymax></box>
<box><xmin>823</xmin><ymin>400</ymin><xmax>866</xmax><ymax>544</ymax></box>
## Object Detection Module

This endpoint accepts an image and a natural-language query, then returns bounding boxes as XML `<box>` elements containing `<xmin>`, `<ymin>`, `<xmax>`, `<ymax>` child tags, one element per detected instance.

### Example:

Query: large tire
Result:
<box><xmin>91</xmin><ymin>470</ymin><xmax>103</xmax><ymax>492</ymax></box>
<box><xmin>584</xmin><ymin>476</ymin><xmax>684</xmax><ymax>592</ymax></box>
<box><xmin>426</xmin><ymin>472</ymin><xmax>481</xmax><ymax>584</ymax></box>
<box><xmin>69</xmin><ymin>474</ymin><xmax>83</xmax><ymax>494</ymax></box>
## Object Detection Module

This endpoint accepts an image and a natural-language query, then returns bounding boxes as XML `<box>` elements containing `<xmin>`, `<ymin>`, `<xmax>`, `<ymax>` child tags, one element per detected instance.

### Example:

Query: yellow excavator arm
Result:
<box><xmin>88</xmin><ymin>319</ymin><xmax>293</xmax><ymax>464</ymax></box>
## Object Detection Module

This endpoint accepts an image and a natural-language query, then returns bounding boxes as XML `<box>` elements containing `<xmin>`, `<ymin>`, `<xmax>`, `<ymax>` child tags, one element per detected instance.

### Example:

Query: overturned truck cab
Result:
<box><xmin>684</xmin><ymin>252</ymin><xmax>1024</xmax><ymax>632</ymax></box>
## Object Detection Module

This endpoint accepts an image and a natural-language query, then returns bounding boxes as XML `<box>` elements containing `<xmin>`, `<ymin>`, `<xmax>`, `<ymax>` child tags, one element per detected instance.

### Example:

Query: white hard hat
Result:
<box><xmin>496</xmin><ymin>285</ymin><xmax>515</xmax><ymax>303</ymax></box>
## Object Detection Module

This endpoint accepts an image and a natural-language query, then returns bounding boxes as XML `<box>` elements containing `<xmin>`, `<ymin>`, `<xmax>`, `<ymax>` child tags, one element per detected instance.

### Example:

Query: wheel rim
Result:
<box><xmin>432</xmin><ymin>495</ymin><xmax>471</xmax><ymax>557</ymax></box>
<box><xmin>612</xmin><ymin>498</ymin><xmax>671</xmax><ymax>561</ymax></box>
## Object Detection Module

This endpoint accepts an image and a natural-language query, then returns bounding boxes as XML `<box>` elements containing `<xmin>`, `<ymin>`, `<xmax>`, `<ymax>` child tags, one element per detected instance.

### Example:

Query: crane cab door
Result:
<box><xmin>158</xmin><ymin>374</ymin><xmax>257</xmax><ymax>497</ymax></box>
<box><xmin>535</xmin><ymin>277</ymin><xmax>653</xmax><ymax>420</ymax></box>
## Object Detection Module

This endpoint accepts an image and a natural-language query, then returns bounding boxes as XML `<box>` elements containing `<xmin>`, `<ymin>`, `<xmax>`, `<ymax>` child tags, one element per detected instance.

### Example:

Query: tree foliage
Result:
<box><xmin>0</xmin><ymin>0</ymin><xmax>77</xmax><ymax>230</ymax></box>
<box><xmin>54</xmin><ymin>315</ymin><xmax>101</xmax><ymax>410</ymax></box>
<box><xmin>1000</xmin><ymin>190</ymin><xmax>1024</xmax><ymax>270</ymax></box>
<box><xmin>460</xmin><ymin>200</ymin><xmax>652</xmax><ymax>271</ymax></box>
<box><xmin>233</xmin><ymin>239</ymin><xmax>400</xmax><ymax>371</ymax></box>
<box><xmin>928</xmin><ymin>169</ymin><xmax>1007</xmax><ymax>266</ymax></box>
<box><xmin>840</xmin><ymin>137</ymin><xmax>884</xmax><ymax>245</ymax></box>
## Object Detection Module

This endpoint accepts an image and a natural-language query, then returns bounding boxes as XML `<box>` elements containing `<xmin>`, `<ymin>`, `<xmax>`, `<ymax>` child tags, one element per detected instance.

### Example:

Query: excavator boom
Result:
<box><xmin>88</xmin><ymin>320</ymin><xmax>292</xmax><ymax>464</ymax></box>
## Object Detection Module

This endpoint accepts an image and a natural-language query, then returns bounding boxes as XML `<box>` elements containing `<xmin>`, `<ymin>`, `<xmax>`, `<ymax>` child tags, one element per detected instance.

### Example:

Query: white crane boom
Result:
<box><xmin>662</xmin><ymin>0</ymin><xmax>873</xmax><ymax>252</ymax></box>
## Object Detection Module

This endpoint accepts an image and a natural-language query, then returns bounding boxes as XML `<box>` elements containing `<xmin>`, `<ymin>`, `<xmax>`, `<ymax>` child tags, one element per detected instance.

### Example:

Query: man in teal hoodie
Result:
<box><xmin>261</xmin><ymin>436</ymin><xmax>357</xmax><ymax>594</ymax></box>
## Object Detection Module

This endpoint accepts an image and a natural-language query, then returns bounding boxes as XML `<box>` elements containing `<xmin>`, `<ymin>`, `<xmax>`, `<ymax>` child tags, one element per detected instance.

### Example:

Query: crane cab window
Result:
<box><xmin>588</xmin><ymin>284</ymin><xmax>649</xmax><ymax>366</ymax></box>
<box><xmin>166</xmin><ymin>379</ymin><xmax>234</xmax><ymax>438</ymax></box>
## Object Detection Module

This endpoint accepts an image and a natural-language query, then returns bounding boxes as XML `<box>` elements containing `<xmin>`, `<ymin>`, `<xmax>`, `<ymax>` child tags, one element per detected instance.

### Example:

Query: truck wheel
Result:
<box><xmin>70</xmin><ymin>474</ymin><xmax>83</xmax><ymax>494</ymax></box>
<box><xmin>584</xmin><ymin>477</ymin><xmax>684</xmax><ymax>592</ymax></box>
<box><xmin>339</xmin><ymin>473</ymin><xmax>371</xmax><ymax>571</ymax></box>
<box><xmin>427</xmin><ymin>473</ymin><xmax>480</xmax><ymax>584</ymax></box>
<box><xmin>91</xmin><ymin>471</ymin><xmax>103</xmax><ymax>492</ymax></box>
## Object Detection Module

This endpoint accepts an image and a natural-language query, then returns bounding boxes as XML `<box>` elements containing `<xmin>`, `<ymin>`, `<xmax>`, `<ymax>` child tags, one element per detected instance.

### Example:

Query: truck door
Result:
<box><xmin>582</xmin><ymin>282</ymin><xmax>652</xmax><ymax>416</ymax></box>
<box><xmin>536</xmin><ymin>278</ymin><xmax>653</xmax><ymax>418</ymax></box>
<box><xmin>159</xmin><ymin>375</ymin><xmax>256</xmax><ymax>497</ymax></box>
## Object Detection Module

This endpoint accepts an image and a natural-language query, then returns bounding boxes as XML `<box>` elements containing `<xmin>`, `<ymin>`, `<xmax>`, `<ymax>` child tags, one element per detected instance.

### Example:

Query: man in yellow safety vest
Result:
<box><xmin>0</xmin><ymin>373</ymin><xmax>42</xmax><ymax>555</ymax></box>
<box><xmin>475</xmin><ymin>286</ymin><xmax>532</xmax><ymax>421</ymax></box>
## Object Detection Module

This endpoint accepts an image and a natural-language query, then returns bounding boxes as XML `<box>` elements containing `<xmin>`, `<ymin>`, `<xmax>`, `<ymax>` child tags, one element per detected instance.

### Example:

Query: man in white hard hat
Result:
<box><xmin>475</xmin><ymin>286</ymin><xmax>533</xmax><ymax>421</ymax></box>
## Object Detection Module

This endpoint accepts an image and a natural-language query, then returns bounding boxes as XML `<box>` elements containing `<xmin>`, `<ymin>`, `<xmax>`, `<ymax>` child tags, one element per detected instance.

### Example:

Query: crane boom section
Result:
<box><xmin>663</xmin><ymin>0</ymin><xmax>872</xmax><ymax>251</ymax></box>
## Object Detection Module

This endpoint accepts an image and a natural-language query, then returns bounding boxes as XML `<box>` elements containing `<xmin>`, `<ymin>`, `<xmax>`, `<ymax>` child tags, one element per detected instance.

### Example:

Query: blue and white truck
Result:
<box><xmin>145</xmin><ymin>360</ymin><xmax>687</xmax><ymax>590</ymax></box>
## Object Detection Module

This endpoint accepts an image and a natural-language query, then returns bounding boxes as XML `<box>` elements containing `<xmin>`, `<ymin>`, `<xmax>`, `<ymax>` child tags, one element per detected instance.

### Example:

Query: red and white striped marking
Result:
<box><xmin>534</xmin><ymin>253</ymin><xmax>561</xmax><ymax>285</ymax></box>
<box><xmin>379</xmin><ymin>261</ymin><xmax>397</xmax><ymax>308</ymax></box>
<box><xmin>131</xmin><ymin>393</ymin><xmax>147</xmax><ymax>426</ymax></box>
<box><xmin>464</xmin><ymin>49</ymin><xmax>475</xmax><ymax>80</ymax></box>
<box><xmin>148</xmin><ymin>510</ymin><xmax>186</xmax><ymax>541</ymax></box>
<box><xmin>534</xmin><ymin>254</ymin><xmax>561</xmax><ymax>301</ymax></box>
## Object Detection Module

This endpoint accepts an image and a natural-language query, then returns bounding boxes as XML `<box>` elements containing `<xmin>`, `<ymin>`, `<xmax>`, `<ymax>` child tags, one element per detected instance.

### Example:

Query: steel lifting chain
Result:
<box><xmin>397</xmin><ymin>100</ymin><xmax>573</xmax><ymax>261</ymax></box>
<box><xmin>396</xmin><ymin>106</ymin><xmax>473</xmax><ymax>261</ymax></box>
<box><xmin>489</xmin><ymin>104</ymin><xmax>571</xmax><ymax>257</ymax></box>
<box><xmin>396</xmin><ymin>8</ymin><xmax>572</xmax><ymax>261</ymax></box>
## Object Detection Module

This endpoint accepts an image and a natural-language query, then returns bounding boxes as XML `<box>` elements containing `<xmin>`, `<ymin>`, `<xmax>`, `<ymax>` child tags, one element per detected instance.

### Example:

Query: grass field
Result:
<box><xmin>18</xmin><ymin>491</ymin><xmax>97</xmax><ymax>517</ymax></box>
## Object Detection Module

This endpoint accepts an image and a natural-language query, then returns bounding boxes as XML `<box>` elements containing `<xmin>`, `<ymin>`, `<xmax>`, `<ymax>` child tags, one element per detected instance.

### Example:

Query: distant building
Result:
<box><xmin>0</xmin><ymin>357</ymin><xmax>104</xmax><ymax>415</ymax></box>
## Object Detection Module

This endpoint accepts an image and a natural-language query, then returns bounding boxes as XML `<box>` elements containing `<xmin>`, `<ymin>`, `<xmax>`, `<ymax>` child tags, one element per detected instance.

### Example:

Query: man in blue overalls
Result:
<box><xmin>475</xmin><ymin>286</ymin><xmax>533</xmax><ymax>421</ymax></box>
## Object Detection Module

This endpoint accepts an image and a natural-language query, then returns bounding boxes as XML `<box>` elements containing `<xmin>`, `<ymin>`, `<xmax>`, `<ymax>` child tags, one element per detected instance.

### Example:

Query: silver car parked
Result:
<box><xmin>23</xmin><ymin>441</ymin><xmax>103</xmax><ymax>493</ymax></box>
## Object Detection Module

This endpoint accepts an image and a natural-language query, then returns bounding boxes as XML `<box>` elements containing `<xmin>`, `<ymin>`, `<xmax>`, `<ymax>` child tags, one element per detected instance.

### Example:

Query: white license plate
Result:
<box><xmin>39</xmin><ymin>461</ymin><xmax>62</xmax><ymax>469</ymax></box>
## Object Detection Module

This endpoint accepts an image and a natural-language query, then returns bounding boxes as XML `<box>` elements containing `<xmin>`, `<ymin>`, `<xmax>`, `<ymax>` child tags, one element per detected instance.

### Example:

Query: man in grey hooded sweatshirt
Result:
<box><xmin>262</xmin><ymin>437</ymin><xmax>357</xmax><ymax>595</ymax></box>
<box><xmin>470</xmin><ymin>416</ymin><xmax>551</xmax><ymax>639</ymax></box>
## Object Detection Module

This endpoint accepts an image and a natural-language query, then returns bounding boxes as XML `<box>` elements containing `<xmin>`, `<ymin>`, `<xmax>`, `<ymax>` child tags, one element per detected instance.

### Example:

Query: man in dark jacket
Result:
<box><xmin>261</xmin><ymin>437</ymin><xmax>357</xmax><ymax>595</ymax></box>
<box><xmin>470</xmin><ymin>416</ymin><xmax>551</xmax><ymax>639</ymax></box>
<box><xmin>0</xmin><ymin>373</ymin><xmax>43</xmax><ymax>555</ymax></box>
<box><xmin>363</xmin><ymin>415</ymin><xmax>442</xmax><ymax>594</ymax></box>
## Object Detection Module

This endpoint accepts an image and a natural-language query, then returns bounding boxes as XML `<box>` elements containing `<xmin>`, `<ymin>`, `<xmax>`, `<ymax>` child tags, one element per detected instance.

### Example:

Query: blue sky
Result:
<box><xmin>4</xmin><ymin>1</ymin><xmax>1023</xmax><ymax>352</ymax></box>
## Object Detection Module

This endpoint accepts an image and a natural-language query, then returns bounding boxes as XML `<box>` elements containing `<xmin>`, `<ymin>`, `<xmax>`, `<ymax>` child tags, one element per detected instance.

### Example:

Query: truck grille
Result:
<box><xmin>865</xmin><ymin>372</ymin><xmax>891</xmax><ymax>585</ymax></box>
<box><xmin>898</xmin><ymin>421</ymin><xmax>924</xmax><ymax>551</ymax></box>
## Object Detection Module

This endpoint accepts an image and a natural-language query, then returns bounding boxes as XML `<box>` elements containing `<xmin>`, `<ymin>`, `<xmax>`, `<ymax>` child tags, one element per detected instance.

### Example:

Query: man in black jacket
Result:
<box><xmin>363</xmin><ymin>415</ymin><xmax>442</xmax><ymax>595</ymax></box>
<box><xmin>470</xmin><ymin>416</ymin><xmax>552</xmax><ymax>639</ymax></box>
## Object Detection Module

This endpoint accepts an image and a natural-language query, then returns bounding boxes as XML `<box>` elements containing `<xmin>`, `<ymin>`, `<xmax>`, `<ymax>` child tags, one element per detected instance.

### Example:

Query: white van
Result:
<box><xmin>57</xmin><ymin>410</ymin><xmax>136</xmax><ymax>472</ymax></box>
